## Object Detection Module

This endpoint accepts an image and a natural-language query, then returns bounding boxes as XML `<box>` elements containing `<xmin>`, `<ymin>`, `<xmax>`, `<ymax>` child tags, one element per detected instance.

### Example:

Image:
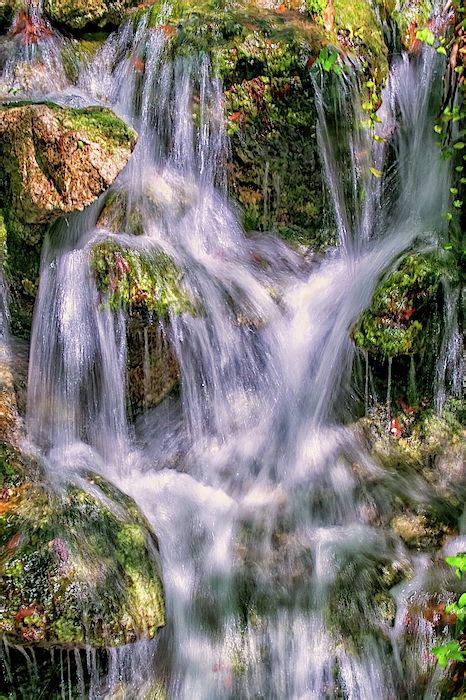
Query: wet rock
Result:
<box><xmin>390</xmin><ymin>513</ymin><xmax>454</xmax><ymax>550</ymax></box>
<box><xmin>0</xmin><ymin>351</ymin><xmax>165</xmax><ymax>649</ymax></box>
<box><xmin>127</xmin><ymin>323</ymin><xmax>179</xmax><ymax>415</ymax></box>
<box><xmin>0</xmin><ymin>103</ymin><xmax>137</xmax><ymax>225</ymax></box>
<box><xmin>0</xmin><ymin>460</ymin><xmax>165</xmax><ymax>648</ymax></box>
<box><xmin>90</xmin><ymin>239</ymin><xmax>193</xmax><ymax>319</ymax></box>
<box><xmin>42</xmin><ymin>0</ymin><xmax>141</xmax><ymax>30</ymax></box>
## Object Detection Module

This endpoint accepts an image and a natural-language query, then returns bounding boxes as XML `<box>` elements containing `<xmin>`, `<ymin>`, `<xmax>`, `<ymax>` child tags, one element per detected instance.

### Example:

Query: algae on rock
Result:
<box><xmin>0</xmin><ymin>102</ymin><xmax>137</xmax><ymax>337</ymax></box>
<box><xmin>0</xmin><ymin>459</ymin><xmax>165</xmax><ymax>648</ymax></box>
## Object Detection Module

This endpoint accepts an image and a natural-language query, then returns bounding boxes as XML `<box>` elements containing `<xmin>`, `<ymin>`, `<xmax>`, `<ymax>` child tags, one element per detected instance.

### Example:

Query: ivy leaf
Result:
<box><xmin>416</xmin><ymin>28</ymin><xmax>435</xmax><ymax>46</ymax></box>
<box><xmin>432</xmin><ymin>641</ymin><xmax>465</xmax><ymax>668</ymax></box>
<box><xmin>445</xmin><ymin>553</ymin><xmax>466</xmax><ymax>578</ymax></box>
<box><xmin>436</xmin><ymin>45</ymin><xmax>447</xmax><ymax>55</ymax></box>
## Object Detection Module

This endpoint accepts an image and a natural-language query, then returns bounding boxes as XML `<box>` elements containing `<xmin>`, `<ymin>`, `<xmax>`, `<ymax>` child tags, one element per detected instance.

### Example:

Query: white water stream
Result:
<box><xmin>0</xmin><ymin>2</ymin><xmax>463</xmax><ymax>698</ymax></box>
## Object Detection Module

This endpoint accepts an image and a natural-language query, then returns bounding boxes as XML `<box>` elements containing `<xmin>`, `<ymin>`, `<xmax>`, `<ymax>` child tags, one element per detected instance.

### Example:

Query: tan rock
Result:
<box><xmin>0</xmin><ymin>103</ymin><xmax>137</xmax><ymax>224</ymax></box>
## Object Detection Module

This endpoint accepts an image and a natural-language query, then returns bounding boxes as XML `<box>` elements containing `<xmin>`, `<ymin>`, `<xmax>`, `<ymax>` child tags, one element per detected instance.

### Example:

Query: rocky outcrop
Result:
<box><xmin>0</xmin><ymin>0</ymin><xmax>141</xmax><ymax>30</ymax></box>
<box><xmin>0</xmin><ymin>103</ymin><xmax>137</xmax><ymax>225</ymax></box>
<box><xmin>0</xmin><ymin>102</ymin><xmax>137</xmax><ymax>337</ymax></box>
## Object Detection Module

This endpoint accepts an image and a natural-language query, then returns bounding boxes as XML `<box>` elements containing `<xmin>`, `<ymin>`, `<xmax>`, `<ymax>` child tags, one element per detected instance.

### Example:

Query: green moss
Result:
<box><xmin>333</xmin><ymin>0</ymin><xmax>388</xmax><ymax>84</ymax></box>
<box><xmin>1</xmin><ymin>210</ymin><xmax>41</xmax><ymax>339</ymax></box>
<box><xmin>353</xmin><ymin>253</ymin><xmax>446</xmax><ymax>358</ymax></box>
<box><xmin>42</xmin><ymin>0</ymin><xmax>140</xmax><ymax>30</ymax></box>
<box><xmin>60</xmin><ymin>106</ymin><xmax>137</xmax><ymax>152</ymax></box>
<box><xmin>91</xmin><ymin>240</ymin><xmax>194</xmax><ymax>318</ymax></box>
<box><xmin>0</xmin><ymin>459</ymin><xmax>165</xmax><ymax>648</ymax></box>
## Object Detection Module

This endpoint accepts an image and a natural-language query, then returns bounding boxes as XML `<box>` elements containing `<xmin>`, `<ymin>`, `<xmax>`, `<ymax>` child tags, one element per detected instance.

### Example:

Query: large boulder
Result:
<box><xmin>0</xmin><ymin>456</ymin><xmax>165</xmax><ymax>648</ymax></box>
<box><xmin>0</xmin><ymin>347</ymin><xmax>165</xmax><ymax>649</ymax></box>
<box><xmin>0</xmin><ymin>103</ymin><xmax>137</xmax><ymax>225</ymax></box>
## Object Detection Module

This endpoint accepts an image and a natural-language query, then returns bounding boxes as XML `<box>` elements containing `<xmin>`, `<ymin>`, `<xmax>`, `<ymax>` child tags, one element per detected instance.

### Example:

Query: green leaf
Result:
<box><xmin>458</xmin><ymin>593</ymin><xmax>466</xmax><ymax>607</ymax></box>
<box><xmin>454</xmin><ymin>142</ymin><xmax>465</xmax><ymax>150</ymax></box>
<box><xmin>453</xmin><ymin>200</ymin><xmax>462</xmax><ymax>208</ymax></box>
<box><xmin>433</xmin><ymin>125</ymin><xmax>442</xmax><ymax>134</ymax></box>
<box><xmin>370</xmin><ymin>167</ymin><xmax>383</xmax><ymax>178</ymax></box>
<box><xmin>450</xmin><ymin>188</ymin><xmax>458</xmax><ymax>195</ymax></box>
<box><xmin>445</xmin><ymin>553</ymin><xmax>466</xmax><ymax>577</ymax></box>
<box><xmin>432</xmin><ymin>641</ymin><xmax>465</xmax><ymax>668</ymax></box>
<box><xmin>416</xmin><ymin>28</ymin><xmax>435</xmax><ymax>46</ymax></box>
<box><xmin>443</xmin><ymin>242</ymin><xmax>453</xmax><ymax>250</ymax></box>
<box><xmin>436</xmin><ymin>46</ymin><xmax>447</xmax><ymax>55</ymax></box>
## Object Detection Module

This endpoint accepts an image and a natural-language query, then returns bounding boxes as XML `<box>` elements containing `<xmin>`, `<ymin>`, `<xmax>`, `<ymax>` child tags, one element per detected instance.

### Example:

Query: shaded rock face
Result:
<box><xmin>127</xmin><ymin>323</ymin><xmax>180</xmax><ymax>415</ymax></box>
<box><xmin>0</xmin><ymin>103</ymin><xmax>137</xmax><ymax>225</ymax></box>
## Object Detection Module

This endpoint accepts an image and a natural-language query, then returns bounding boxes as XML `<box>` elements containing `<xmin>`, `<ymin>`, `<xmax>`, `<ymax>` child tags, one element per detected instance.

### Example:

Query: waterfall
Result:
<box><xmin>1</xmin><ymin>1</ymin><xmax>461</xmax><ymax>697</ymax></box>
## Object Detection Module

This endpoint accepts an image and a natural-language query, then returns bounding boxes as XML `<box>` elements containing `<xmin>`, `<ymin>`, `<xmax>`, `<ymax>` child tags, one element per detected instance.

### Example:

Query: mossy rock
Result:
<box><xmin>0</xmin><ymin>102</ymin><xmax>137</xmax><ymax>337</ymax></box>
<box><xmin>0</xmin><ymin>102</ymin><xmax>137</xmax><ymax>225</ymax></box>
<box><xmin>90</xmin><ymin>239</ymin><xmax>193</xmax><ymax>318</ymax></box>
<box><xmin>353</xmin><ymin>253</ymin><xmax>447</xmax><ymax>359</ymax></box>
<box><xmin>135</xmin><ymin>1</ymin><xmax>348</xmax><ymax>248</ymax></box>
<box><xmin>0</xmin><ymin>448</ymin><xmax>165</xmax><ymax>648</ymax></box>
<box><xmin>42</xmin><ymin>0</ymin><xmax>141</xmax><ymax>30</ymax></box>
<box><xmin>0</xmin><ymin>0</ymin><xmax>22</xmax><ymax>28</ymax></box>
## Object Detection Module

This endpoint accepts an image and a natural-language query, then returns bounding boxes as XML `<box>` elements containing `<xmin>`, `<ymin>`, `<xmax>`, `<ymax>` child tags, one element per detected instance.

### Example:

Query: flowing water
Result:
<box><xmin>0</xmin><ymin>2</ymin><xmax>463</xmax><ymax>698</ymax></box>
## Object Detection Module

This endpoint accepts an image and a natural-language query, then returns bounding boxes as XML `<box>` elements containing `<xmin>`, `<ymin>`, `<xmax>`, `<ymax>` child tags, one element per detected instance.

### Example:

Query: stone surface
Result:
<box><xmin>0</xmin><ymin>348</ymin><xmax>165</xmax><ymax>649</ymax></box>
<box><xmin>0</xmin><ymin>103</ymin><xmax>137</xmax><ymax>225</ymax></box>
<box><xmin>42</xmin><ymin>0</ymin><xmax>140</xmax><ymax>30</ymax></box>
<box><xmin>0</xmin><ymin>459</ymin><xmax>165</xmax><ymax>648</ymax></box>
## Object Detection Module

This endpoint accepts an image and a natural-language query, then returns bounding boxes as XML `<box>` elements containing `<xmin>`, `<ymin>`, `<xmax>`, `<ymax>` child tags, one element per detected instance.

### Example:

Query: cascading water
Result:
<box><xmin>1</xmin><ymin>0</ymin><xmax>463</xmax><ymax>697</ymax></box>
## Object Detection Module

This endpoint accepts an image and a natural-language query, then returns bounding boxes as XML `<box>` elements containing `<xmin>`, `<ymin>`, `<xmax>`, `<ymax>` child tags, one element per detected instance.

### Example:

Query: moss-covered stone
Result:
<box><xmin>353</xmin><ymin>253</ymin><xmax>447</xmax><ymax>358</ymax></box>
<box><xmin>90</xmin><ymin>240</ymin><xmax>193</xmax><ymax>318</ymax></box>
<box><xmin>0</xmin><ymin>347</ymin><xmax>165</xmax><ymax>649</ymax></box>
<box><xmin>138</xmin><ymin>1</ymin><xmax>339</xmax><ymax>247</ymax></box>
<box><xmin>42</xmin><ymin>0</ymin><xmax>141</xmax><ymax>30</ymax></box>
<box><xmin>0</xmin><ymin>102</ymin><xmax>137</xmax><ymax>225</ymax></box>
<box><xmin>0</xmin><ymin>452</ymin><xmax>165</xmax><ymax>648</ymax></box>
<box><xmin>357</xmin><ymin>400</ymin><xmax>466</xmax><ymax>551</ymax></box>
<box><xmin>0</xmin><ymin>0</ymin><xmax>22</xmax><ymax>29</ymax></box>
<box><xmin>0</xmin><ymin>102</ymin><xmax>137</xmax><ymax>336</ymax></box>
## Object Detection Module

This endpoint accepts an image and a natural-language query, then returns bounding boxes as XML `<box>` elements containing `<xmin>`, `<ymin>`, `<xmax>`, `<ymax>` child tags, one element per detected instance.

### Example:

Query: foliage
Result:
<box><xmin>432</xmin><ymin>554</ymin><xmax>466</xmax><ymax>669</ymax></box>
<box><xmin>315</xmin><ymin>46</ymin><xmax>342</xmax><ymax>75</ymax></box>
<box><xmin>306</xmin><ymin>0</ymin><xmax>327</xmax><ymax>19</ymax></box>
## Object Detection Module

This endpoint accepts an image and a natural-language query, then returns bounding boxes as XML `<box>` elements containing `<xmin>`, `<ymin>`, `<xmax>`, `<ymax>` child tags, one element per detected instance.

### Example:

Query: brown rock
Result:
<box><xmin>0</xmin><ymin>103</ymin><xmax>137</xmax><ymax>224</ymax></box>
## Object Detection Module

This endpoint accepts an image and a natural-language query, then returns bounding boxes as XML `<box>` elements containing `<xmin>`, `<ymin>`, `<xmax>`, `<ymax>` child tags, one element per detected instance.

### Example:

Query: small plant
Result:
<box><xmin>306</xmin><ymin>0</ymin><xmax>327</xmax><ymax>18</ymax></box>
<box><xmin>432</xmin><ymin>553</ymin><xmax>466</xmax><ymax>669</ymax></box>
<box><xmin>315</xmin><ymin>46</ymin><xmax>342</xmax><ymax>75</ymax></box>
